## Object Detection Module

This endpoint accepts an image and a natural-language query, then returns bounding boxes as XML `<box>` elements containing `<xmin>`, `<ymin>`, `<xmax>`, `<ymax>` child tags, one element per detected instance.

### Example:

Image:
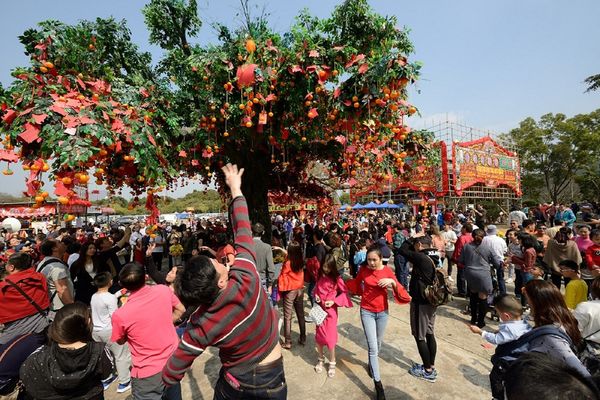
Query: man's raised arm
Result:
<box><xmin>221</xmin><ymin>164</ymin><xmax>256</xmax><ymax>263</ymax></box>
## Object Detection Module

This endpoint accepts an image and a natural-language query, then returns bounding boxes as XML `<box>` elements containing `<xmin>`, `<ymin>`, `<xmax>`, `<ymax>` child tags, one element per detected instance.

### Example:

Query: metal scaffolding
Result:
<box><xmin>354</xmin><ymin>120</ymin><xmax>521</xmax><ymax>211</ymax></box>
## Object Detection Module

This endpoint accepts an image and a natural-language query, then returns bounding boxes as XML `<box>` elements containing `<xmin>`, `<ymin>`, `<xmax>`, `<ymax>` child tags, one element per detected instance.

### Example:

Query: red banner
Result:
<box><xmin>0</xmin><ymin>205</ymin><xmax>56</xmax><ymax>218</ymax></box>
<box><xmin>452</xmin><ymin>137</ymin><xmax>521</xmax><ymax>196</ymax></box>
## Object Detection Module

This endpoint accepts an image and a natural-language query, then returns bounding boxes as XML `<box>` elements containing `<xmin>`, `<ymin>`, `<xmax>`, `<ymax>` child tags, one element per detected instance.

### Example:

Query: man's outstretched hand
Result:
<box><xmin>221</xmin><ymin>163</ymin><xmax>244</xmax><ymax>199</ymax></box>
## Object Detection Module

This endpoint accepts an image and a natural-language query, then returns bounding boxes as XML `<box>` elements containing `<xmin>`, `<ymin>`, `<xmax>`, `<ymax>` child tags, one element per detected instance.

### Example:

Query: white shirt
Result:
<box><xmin>91</xmin><ymin>291</ymin><xmax>118</xmax><ymax>332</ymax></box>
<box><xmin>574</xmin><ymin>300</ymin><xmax>600</xmax><ymax>344</ymax></box>
<box><xmin>481</xmin><ymin>234</ymin><xmax>508</xmax><ymax>260</ymax></box>
<box><xmin>441</xmin><ymin>230</ymin><xmax>458</xmax><ymax>252</ymax></box>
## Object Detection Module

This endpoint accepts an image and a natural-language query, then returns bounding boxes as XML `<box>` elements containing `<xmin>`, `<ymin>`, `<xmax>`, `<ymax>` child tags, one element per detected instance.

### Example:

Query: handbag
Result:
<box><xmin>308</xmin><ymin>303</ymin><xmax>328</xmax><ymax>326</ymax></box>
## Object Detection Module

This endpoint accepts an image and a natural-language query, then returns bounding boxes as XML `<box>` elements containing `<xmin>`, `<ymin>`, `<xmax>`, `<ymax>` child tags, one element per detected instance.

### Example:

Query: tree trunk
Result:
<box><xmin>231</xmin><ymin>147</ymin><xmax>272</xmax><ymax>243</ymax></box>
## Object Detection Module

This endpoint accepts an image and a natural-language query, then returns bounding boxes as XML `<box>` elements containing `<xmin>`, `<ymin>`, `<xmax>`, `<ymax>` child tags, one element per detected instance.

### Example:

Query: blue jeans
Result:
<box><xmin>213</xmin><ymin>358</ymin><xmax>287</xmax><ymax>400</ymax></box>
<box><xmin>394</xmin><ymin>253</ymin><xmax>408</xmax><ymax>288</ymax></box>
<box><xmin>360</xmin><ymin>308</ymin><xmax>389</xmax><ymax>382</ymax></box>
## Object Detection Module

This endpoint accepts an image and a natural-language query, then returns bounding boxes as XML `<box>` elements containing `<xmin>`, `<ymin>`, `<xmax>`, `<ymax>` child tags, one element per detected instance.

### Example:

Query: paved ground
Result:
<box><xmin>105</xmin><ymin>284</ymin><xmax>500</xmax><ymax>400</ymax></box>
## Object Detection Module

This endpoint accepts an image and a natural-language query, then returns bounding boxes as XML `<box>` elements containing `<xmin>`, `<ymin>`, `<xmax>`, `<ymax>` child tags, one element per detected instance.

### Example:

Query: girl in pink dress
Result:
<box><xmin>313</xmin><ymin>254</ymin><xmax>353</xmax><ymax>378</ymax></box>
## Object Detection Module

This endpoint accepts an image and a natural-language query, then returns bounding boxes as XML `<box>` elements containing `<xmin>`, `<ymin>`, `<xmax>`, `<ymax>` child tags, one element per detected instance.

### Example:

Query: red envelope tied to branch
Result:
<box><xmin>236</xmin><ymin>64</ymin><xmax>257</xmax><ymax>88</ymax></box>
<box><xmin>19</xmin><ymin>123</ymin><xmax>41</xmax><ymax>144</ymax></box>
<box><xmin>258</xmin><ymin>111</ymin><xmax>268</xmax><ymax>125</ymax></box>
<box><xmin>2</xmin><ymin>110</ymin><xmax>17</xmax><ymax>125</ymax></box>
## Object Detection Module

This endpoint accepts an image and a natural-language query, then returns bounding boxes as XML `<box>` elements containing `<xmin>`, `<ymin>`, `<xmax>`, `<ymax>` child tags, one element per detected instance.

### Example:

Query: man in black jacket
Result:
<box><xmin>399</xmin><ymin>235</ymin><xmax>440</xmax><ymax>383</ymax></box>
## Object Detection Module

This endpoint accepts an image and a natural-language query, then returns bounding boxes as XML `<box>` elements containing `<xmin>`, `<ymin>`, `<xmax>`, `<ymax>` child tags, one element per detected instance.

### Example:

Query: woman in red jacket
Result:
<box><xmin>277</xmin><ymin>241</ymin><xmax>306</xmax><ymax>350</ymax></box>
<box><xmin>346</xmin><ymin>246</ymin><xmax>410</xmax><ymax>400</ymax></box>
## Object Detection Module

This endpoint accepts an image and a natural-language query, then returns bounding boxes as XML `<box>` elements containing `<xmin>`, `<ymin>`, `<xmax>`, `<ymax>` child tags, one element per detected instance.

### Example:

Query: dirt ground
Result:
<box><xmin>105</xmin><ymin>276</ymin><xmax>503</xmax><ymax>400</ymax></box>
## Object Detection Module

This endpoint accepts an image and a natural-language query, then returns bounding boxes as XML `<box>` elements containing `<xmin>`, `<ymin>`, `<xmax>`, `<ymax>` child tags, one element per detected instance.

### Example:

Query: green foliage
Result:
<box><xmin>93</xmin><ymin>189</ymin><xmax>223</xmax><ymax>214</ymax></box>
<box><xmin>585</xmin><ymin>74</ymin><xmax>600</xmax><ymax>93</ymax></box>
<box><xmin>1</xmin><ymin>0</ymin><xmax>435</xmax><ymax>233</ymax></box>
<box><xmin>144</xmin><ymin>0</ymin><xmax>201</xmax><ymax>50</ymax></box>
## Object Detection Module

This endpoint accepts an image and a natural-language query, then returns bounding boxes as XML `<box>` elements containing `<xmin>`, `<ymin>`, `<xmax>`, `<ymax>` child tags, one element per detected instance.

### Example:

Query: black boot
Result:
<box><xmin>469</xmin><ymin>293</ymin><xmax>477</xmax><ymax>325</ymax></box>
<box><xmin>477</xmin><ymin>298</ymin><xmax>488</xmax><ymax>328</ymax></box>
<box><xmin>374</xmin><ymin>380</ymin><xmax>386</xmax><ymax>400</ymax></box>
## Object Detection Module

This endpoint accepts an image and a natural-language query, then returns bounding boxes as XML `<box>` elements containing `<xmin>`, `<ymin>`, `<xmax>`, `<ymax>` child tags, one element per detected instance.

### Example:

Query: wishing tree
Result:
<box><xmin>0</xmin><ymin>0</ymin><xmax>437</xmax><ymax>231</ymax></box>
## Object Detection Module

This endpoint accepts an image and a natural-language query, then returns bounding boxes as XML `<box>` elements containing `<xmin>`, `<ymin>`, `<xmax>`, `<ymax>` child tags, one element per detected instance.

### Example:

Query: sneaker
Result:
<box><xmin>422</xmin><ymin>368</ymin><xmax>438</xmax><ymax>383</ymax></box>
<box><xmin>448</xmin><ymin>276</ymin><xmax>454</xmax><ymax>282</ymax></box>
<box><xmin>102</xmin><ymin>374</ymin><xmax>117</xmax><ymax>390</ymax></box>
<box><xmin>117</xmin><ymin>381</ymin><xmax>131</xmax><ymax>393</ymax></box>
<box><xmin>408</xmin><ymin>364</ymin><xmax>424</xmax><ymax>378</ymax></box>
<box><xmin>305</xmin><ymin>315</ymin><xmax>314</xmax><ymax>323</ymax></box>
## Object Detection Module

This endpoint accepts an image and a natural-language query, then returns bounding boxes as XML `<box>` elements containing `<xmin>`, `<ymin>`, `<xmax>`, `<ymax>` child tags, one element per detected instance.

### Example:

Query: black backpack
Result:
<box><xmin>421</xmin><ymin>256</ymin><xmax>453</xmax><ymax>306</ymax></box>
<box><xmin>491</xmin><ymin>325</ymin><xmax>576</xmax><ymax>384</ymax></box>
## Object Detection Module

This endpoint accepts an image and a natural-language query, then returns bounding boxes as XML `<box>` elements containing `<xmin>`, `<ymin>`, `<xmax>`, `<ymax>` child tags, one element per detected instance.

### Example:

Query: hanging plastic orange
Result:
<box><xmin>245</xmin><ymin>38</ymin><xmax>256</xmax><ymax>54</ymax></box>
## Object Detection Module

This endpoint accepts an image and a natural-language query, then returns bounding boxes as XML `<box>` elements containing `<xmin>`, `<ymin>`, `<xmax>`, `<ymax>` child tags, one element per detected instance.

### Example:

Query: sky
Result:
<box><xmin>1</xmin><ymin>0</ymin><xmax>599</xmax><ymax>197</ymax></box>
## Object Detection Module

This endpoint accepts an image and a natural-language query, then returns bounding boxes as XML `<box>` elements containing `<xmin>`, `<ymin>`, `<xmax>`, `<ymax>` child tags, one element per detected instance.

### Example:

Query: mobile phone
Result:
<box><xmin>198</xmin><ymin>239</ymin><xmax>203</xmax><ymax>247</ymax></box>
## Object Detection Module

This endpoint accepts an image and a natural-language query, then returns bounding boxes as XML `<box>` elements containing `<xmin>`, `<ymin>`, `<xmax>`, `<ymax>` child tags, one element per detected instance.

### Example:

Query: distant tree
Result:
<box><xmin>502</xmin><ymin>110</ymin><xmax>600</xmax><ymax>203</ymax></box>
<box><xmin>585</xmin><ymin>74</ymin><xmax>600</xmax><ymax>92</ymax></box>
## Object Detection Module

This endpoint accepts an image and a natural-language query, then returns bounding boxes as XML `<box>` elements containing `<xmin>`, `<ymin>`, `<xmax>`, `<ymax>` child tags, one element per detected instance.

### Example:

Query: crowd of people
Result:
<box><xmin>2</xmin><ymin>187</ymin><xmax>600</xmax><ymax>400</ymax></box>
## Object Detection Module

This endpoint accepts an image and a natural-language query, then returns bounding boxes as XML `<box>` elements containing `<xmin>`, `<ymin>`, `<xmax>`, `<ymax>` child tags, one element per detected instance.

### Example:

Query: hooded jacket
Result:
<box><xmin>399</xmin><ymin>240</ymin><xmax>441</xmax><ymax>305</ymax></box>
<box><xmin>543</xmin><ymin>239</ymin><xmax>582</xmax><ymax>274</ymax></box>
<box><xmin>20</xmin><ymin>341</ymin><xmax>113</xmax><ymax>400</ymax></box>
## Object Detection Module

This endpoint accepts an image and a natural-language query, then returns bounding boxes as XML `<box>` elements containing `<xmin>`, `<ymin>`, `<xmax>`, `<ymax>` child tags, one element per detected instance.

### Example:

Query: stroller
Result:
<box><xmin>487</xmin><ymin>266</ymin><xmax>500</xmax><ymax>322</ymax></box>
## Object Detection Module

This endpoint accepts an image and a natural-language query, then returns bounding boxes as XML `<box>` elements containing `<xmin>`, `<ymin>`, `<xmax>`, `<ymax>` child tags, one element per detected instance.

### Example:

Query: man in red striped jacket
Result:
<box><xmin>162</xmin><ymin>164</ymin><xmax>286</xmax><ymax>400</ymax></box>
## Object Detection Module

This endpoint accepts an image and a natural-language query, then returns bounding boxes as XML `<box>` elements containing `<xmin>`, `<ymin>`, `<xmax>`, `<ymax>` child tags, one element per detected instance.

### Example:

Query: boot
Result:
<box><xmin>469</xmin><ymin>293</ymin><xmax>478</xmax><ymax>325</ymax></box>
<box><xmin>374</xmin><ymin>380</ymin><xmax>386</xmax><ymax>400</ymax></box>
<box><xmin>477</xmin><ymin>298</ymin><xmax>488</xmax><ymax>328</ymax></box>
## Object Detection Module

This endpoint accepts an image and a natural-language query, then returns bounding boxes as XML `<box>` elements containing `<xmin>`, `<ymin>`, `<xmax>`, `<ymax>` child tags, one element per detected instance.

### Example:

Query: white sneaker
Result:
<box><xmin>448</xmin><ymin>276</ymin><xmax>454</xmax><ymax>282</ymax></box>
<box><xmin>305</xmin><ymin>315</ymin><xmax>314</xmax><ymax>323</ymax></box>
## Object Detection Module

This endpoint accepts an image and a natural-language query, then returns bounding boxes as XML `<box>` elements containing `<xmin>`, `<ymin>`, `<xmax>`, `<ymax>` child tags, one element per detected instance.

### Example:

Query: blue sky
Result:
<box><xmin>1</xmin><ymin>0</ymin><xmax>599</xmax><ymax>197</ymax></box>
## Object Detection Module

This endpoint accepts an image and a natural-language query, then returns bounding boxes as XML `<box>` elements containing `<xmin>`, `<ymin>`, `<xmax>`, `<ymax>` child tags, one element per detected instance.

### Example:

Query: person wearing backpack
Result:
<box><xmin>38</xmin><ymin>239</ymin><xmax>74</xmax><ymax>316</ymax></box>
<box><xmin>399</xmin><ymin>235</ymin><xmax>442</xmax><ymax>383</ymax></box>
<box><xmin>488</xmin><ymin>280</ymin><xmax>590</xmax><ymax>398</ymax></box>
<box><xmin>522</xmin><ymin>279</ymin><xmax>589</xmax><ymax>377</ymax></box>
<box><xmin>392</xmin><ymin>224</ymin><xmax>408</xmax><ymax>288</ymax></box>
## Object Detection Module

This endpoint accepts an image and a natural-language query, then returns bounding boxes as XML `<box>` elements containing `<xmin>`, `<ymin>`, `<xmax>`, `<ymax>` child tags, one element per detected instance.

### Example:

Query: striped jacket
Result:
<box><xmin>162</xmin><ymin>196</ymin><xmax>279</xmax><ymax>385</ymax></box>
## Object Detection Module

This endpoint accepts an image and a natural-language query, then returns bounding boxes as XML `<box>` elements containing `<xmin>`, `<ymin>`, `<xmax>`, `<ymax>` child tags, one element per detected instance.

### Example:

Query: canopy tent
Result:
<box><xmin>339</xmin><ymin>204</ymin><xmax>351</xmax><ymax>211</ymax></box>
<box><xmin>352</xmin><ymin>203</ymin><xmax>364</xmax><ymax>210</ymax></box>
<box><xmin>363</xmin><ymin>202</ymin><xmax>380</xmax><ymax>209</ymax></box>
<box><xmin>176</xmin><ymin>212</ymin><xmax>193</xmax><ymax>219</ymax></box>
<box><xmin>0</xmin><ymin>204</ymin><xmax>56</xmax><ymax>218</ymax></box>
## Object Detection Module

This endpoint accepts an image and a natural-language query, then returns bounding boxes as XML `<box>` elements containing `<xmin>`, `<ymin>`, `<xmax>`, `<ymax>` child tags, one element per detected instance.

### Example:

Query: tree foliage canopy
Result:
<box><xmin>501</xmin><ymin>109</ymin><xmax>600</xmax><ymax>203</ymax></box>
<box><xmin>0</xmin><ymin>0</ymin><xmax>436</xmax><ymax>227</ymax></box>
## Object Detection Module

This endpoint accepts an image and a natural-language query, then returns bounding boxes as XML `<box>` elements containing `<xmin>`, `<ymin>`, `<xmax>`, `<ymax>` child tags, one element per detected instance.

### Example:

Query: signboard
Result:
<box><xmin>452</xmin><ymin>137</ymin><xmax>521</xmax><ymax>196</ymax></box>
<box><xmin>0</xmin><ymin>205</ymin><xmax>56</xmax><ymax>218</ymax></box>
